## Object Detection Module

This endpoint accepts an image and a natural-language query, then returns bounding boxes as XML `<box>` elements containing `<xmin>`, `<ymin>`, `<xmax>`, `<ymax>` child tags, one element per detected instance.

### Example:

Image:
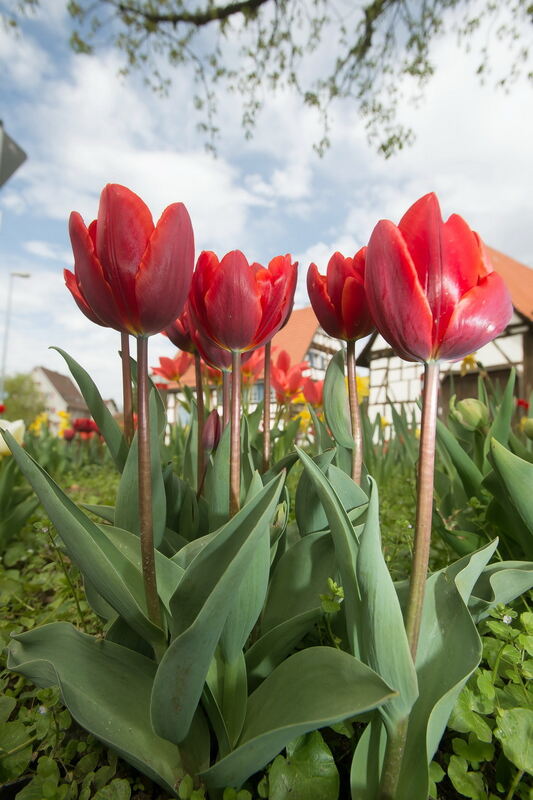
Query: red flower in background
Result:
<box><xmin>307</xmin><ymin>249</ymin><xmax>374</xmax><ymax>341</ymax></box>
<box><xmin>151</xmin><ymin>352</ymin><xmax>193</xmax><ymax>383</ymax></box>
<box><xmin>302</xmin><ymin>377</ymin><xmax>324</xmax><ymax>407</ymax></box>
<box><xmin>189</xmin><ymin>251</ymin><xmax>297</xmax><ymax>352</ymax></box>
<box><xmin>0</xmin><ymin>404</ymin><xmax>5</xmax><ymax>415</ymax></box>
<box><xmin>72</xmin><ymin>418</ymin><xmax>99</xmax><ymax>434</ymax></box>
<box><xmin>365</xmin><ymin>193</ymin><xmax>513</xmax><ymax>363</ymax></box>
<box><xmin>271</xmin><ymin>350</ymin><xmax>309</xmax><ymax>403</ymax></box>
<box><xmin>62</xmin><ymin>428</ymin><xmax>75</xmax><ymax>442</ymax></box>
<box><xmin>65</xmin><ymin>184</ymin><xmax>195</xmax><ymax>336</ymax></box>
<box><xmin>517</xmin><ymin>398</ymin><xmax>530</xmax><ymax>410</ymax></box>
<box><xmin>241</xmin><ymin>348</ymin><xmax>265</xmax><ymax>387</ymax></box>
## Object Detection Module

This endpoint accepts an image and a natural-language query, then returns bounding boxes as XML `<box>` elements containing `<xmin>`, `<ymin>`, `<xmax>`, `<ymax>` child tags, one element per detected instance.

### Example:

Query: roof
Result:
<box><xmin>178</xmin><ymin>306</ymin><xmax>322</xmax><ymax>387</ymax></box>
<box><xmin>36</xmin><ymin>367</ymin><xmax>88</xmax><ymax>410</ymax></box>
<box><xmin>486</xmin><ymin>246</ymin><xmax>533</xmax><ymax>322</ymax></box>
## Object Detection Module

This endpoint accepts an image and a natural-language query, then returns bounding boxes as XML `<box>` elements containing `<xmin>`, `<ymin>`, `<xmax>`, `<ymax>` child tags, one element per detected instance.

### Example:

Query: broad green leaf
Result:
<box><xmin>323</xmin><ymin>349</ymin><xmax>353</xmax><ymax>449</ymax></box>
<box><xmin>490</xmin><ymin>438</ymin><xmax>533</xmax><ymax>546</ymax></box>
<box><xmin>128</xmin><ymin>354</ymin><xmax>167</xmax><ymax>437</ymax></box>
<box><xmin>204</xmin><ymin>423</ymin><xmax>231</xmax><ymax>530</ymax></box>
<box><xmin>484</xmin><ymin>368</ymin><xmax>515</xmax><ymax>457</ymax></box>
<box><xmin>268</xmin><ymin>732</ymin><xmax>339</xmax><ymax>800</ymax></box>
<box><xmin>114</xmin><ymin>391</ymin><xmax>166</xmax><ymax>548</ymax></box>
<box><xmin>52</xmin><ymin>347</ymin><xmax>128</xmax><ymax>472</ymax></box>
<box><xmin>0</xmin><ymin>430</ymin><xmax>163</xmax><ymax>649</ymax></box>
<box><xmin>350</xmin><ymin>714</ymin><xmax>387</xmax><ymax>800</ymax></box>
<box><xmin>295</xmin><ymin>450</ymin><xmax>336</xmax><ymax>535</ymax></box>
<box><xmin>307</xmin><ymin>403</ymin><xmax>333</xmax><ymax>454</ymax></box>
<box><xmin>436</xmin><ymin>418</ymin><xmax>484</xmax><ymax>499</ymax></box>
<box><xmin>447</xmin><ymin>755</ymin><xmax>486</xmax><ymax>799</ymax></box>
<box><xmin>494</xmin><ymin>708</ymin><xmax>533</xmax><ymax>773</ymax></box>
<box><xmin>207</xmin><ymin>651</ymin><xmax>248</xmax><ymax>749</ymax></box>
<box><xmin>7</xmin><ymin>622</ymin><xmax>185</xmax><ymax>793</ymax></box>
<box><xmin>356</xmin><ymin>478</ymin><xmax>418</xmax><ymax>727</ymax></box>
<box><xmin>388</xmin><ymin>397</ymin><xmax>418</xmax><ymax>466</ymax></box>
<box><xmin>83</xmin><ymin>504</ymin><xmax>115</xmax><ymax>523</ymax></box>
<box><xmin>151</xmin><ymin>474</ymin><xmax>284</xmax><ymax>744</ymax></box>
<box><xmin>468</xmin><ymin>560</ymin><xmax>533</xmax><ymax>622</ymax></box>
<box><xmin>200</xmin><ymin>647</ymin><xmax>395</xmax><ymax>789</ymax></box>
<box><xmin>296</xmin><ymin>447</ymin><xmax>362</xmax><ymax>657</ymax></box>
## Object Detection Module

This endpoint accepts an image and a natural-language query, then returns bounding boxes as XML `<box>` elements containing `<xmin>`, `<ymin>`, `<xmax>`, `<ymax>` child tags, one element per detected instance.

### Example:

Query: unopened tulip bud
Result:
<box><xmin>203</xmin><ymin>409</ymin><xmax>221</xmax><ymax>453</ymax></box>
<box><xmin>450</xmin><ymin>396</ymin><xmax>489</xmax><ymax>431</ymax></box>
<box><xmin>522</xmin><ymin>417</ymin><xmax>533</xmax><ymax>441</ymax></box>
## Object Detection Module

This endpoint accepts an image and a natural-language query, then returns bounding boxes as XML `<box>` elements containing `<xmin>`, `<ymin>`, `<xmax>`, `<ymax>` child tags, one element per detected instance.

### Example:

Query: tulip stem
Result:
<box><xmin>120</xmin><ymin>333</ymin><xmax>134</xmax><ymax>445</ymax></box>
<box><xmin>230</xmin><ymin>350</ymin><xmax>241</xmax><ymax>517</ymax></box>
<box><xmin>222</xmin><ymin>371</ymin><xmax>230</xmax><ymax>429</ymax></box>
<box><xmin>346</xmin><ymin>340</ymin><xmax>363</xmax><ymax>484</ymax></box>
<box><xmin>263</xmin><ymin>342</ymin><xmax>271</xmax><ymax>472</ymax></box>
<box><xmin>405</xmin><ymin>360</ymin><xmax>440</xmax><ymax>658</ymax></box>
<box><xmin>136</xmin><ymin>336</ymin><xmax>162</xmax><ymax>629</ymax></box>
<box><xmin>194</xmin><ymin>353</ymin><xmax>205</xmax><ymax>492</ymax></box>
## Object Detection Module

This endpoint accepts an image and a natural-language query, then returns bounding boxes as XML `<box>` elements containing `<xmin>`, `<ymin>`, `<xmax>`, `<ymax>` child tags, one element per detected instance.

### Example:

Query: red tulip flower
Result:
<box><xmin>151</xmin><ymin>352</ymin><xmax>193</xmax><ymax>383</ymax></box>
<box><xmin>188</xmin><ymin>250</ymin><xmax>298</xmax><ymax>352</ymax></box>
<box><xmin>165</xmin><ymin>308</ymin><xmax>196</xmax><ymax>353</ymax></box>
<box><xmin>365</xmin><ymin>193</ymin><xmax>513</xmax><ymax>362</ymax></box>
<box><xmin>72</xmin><ymin>418</ymin><xmax>99</xmax><ymax>434</ymax></box>
<box><xmin>65</xmin><ymin>183</ymin><xmax>195</xmax><ymax>336</ymax></box>
<box><xmin>302</xmin><ymin>377</ymin><xmax>324</xmax><ymax>407</ymax></box>
<box><xmin>62</xmin><ymin>428</ymin><xmax>75</xmax><ymax>442</ymax></box>
<box><xmin>271</xmin><ymin>350</ymin><xmax>309</xmax><ymax>404</ymax></box>
<box><xmin>307</xmin><ymin>249</ymin><xmax>374</xmax><ymax>342</ymax></box>
<box><xmin>241</xmin><ymin>348</ymin><xmax>265</xmax><ymax>387</ymax></box>
<box><xmin>0</xmin><ymin>403</ymin><xmax>5</xmax><ymax>415</ymax></box>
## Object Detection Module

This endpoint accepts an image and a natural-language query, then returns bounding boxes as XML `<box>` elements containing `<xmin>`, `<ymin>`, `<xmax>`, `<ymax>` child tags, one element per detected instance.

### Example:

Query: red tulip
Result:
<box><xmin>0</xmin><ymin>403</ymin><xmax>5</xmax><ymax>415</ymax></box>
<box><xmin>62</xmin><ymin>428</ymin><xmax>75</xmax><ymax>442</ymax></box>
<box><xmin>241</xmin><ymin>348</ymin><xmax>265</xmax><ymax>387</ymax></box>
<box><xmin>365</xmin><ymin>193</ymin><xmax>513</xmax><ymax>362</ymax></box>
<box><xmin>202</xmin><ymin>409</ymin><xmax>222</xmax><ymax>453</ymax></box>
<box><xmin>151</xmin><ymin>352</ymin><xmax>193</xmax><ymax>383</ymax></box>
<box><xmin>164</xmin><ymin>307</ymin><xmax>196</xmax><ymax>353</ymax></box>
<box><xmin>65</xmin><ymin>184</ymin><xmax>195</xmax><ymax>336</ymax></box>
<box><xmin>188</xmin><ymin>250</ymin><xmax>297</xmax><ymax>352</ymax></box>
<box><xmin>72</xmin><ymin>418</ymin><xmax>99</xmax><ymax>434</ymax></box>
<box><xmin>307</xmin><ymin>249</ymin><xmax>375</xmax><ymax>341</ymax></box>
<box><xmin>302</xmin><ymin>377</ymin><xmax>324</xmax><ymax>407</ymax></box>
<box><xmin>271</xmin><ymin>350</ymin><xmax>309</xmax><ymax>403</ymax></box>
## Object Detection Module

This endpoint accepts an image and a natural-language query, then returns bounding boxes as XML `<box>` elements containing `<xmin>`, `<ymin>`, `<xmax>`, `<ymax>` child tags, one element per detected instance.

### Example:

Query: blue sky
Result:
<box><xmin>1</xmin><ymin>0</ymin><xmax>532</xmax><ymax>405</ymax></box>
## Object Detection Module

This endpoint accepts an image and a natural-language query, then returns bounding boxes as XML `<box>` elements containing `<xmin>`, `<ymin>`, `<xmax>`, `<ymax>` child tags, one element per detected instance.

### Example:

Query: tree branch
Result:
<box><xmin>114</xmin><ymin>0</ymin><xmax>272</xmax><ymax>28</ymax></box>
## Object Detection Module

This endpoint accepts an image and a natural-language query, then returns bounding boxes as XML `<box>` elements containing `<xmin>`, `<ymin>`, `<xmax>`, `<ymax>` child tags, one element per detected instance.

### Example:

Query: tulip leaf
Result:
<box><xmin>206</xmin><ymin>651</ymin><xmax>248</xmax><ymax>749</ymax></box>
<box><xmin>114</xmin><ymin>391</ymin><xmax>166</xmax><ymax>548</ymax></box>
<box><xmin>52</xmin><ymin>347</ymin><xmax>128</xmax><ymax>472</ymax></box>
<box><xmin>468</xmin><ymin>560</ymin><xmax>533</xmax><ymax>623</ymax></box>
<box><xmin>200</xmin><ymin>647</ymin><xmax>396</xmax><ymax>789</ymax></box>
<box><xmin>350</xmin><ymin>713</ymin><xmax>387</xmax><ymax>800</ymax></box>
<box><xmin>1</xmin><ymin>430</ymin><xmax>164</xmax><ymax>649</ymax></box>
<box><xmin>356</xmin><ymin>478</ymin><xmax>418</xmax><ymax>727</ymax></box>
<box><xmin>296</xmin><ymin>447</ymin><xmax>363</xmax><ymax>657</ymax></box>
<box><xmin>484</xmin><ymin>368</ymin><xmax>515</xmax><ymax>457</ymax></box>
<box><xmin>128</xmin><ymin>354</ymin><xmax>167</xmax><ymax>437</ymax></box>
<box><xmin>295</xmin><ymin>450</ymin><xmax>336</xmax><ymax>535</ymax></box>
<box><xmin>307</xmin><ymin>403</ymin><xmax>334</xmax><ymax>454</ymax></box>
<box><xmin>83</xmin><ymin>504</ymin><xmax>116</xmax><ymax>523</ymax></box>
<box><xmin>489</xmin><ymin>438</ymin><xmax>533</xmax><ymax>545</ymax></box>
<box><xmin>436</xmin><ymin>418</ymin><xmax>484</xmax><ymax>499</ymax></box>
<box><xmin>323</xmin><ymin>349</ymin><xmax>354</xmax><ymax>449</ymax></box>
<box><xmin>150</xmin><ymin>473</ymin><xmax>284</xmax><ymax>744</ymax></box>
<box><xmin>7</xmin><ymin>622</ymin><xmax>184</xmax><ymax>794</ymax></box>
<box><xmin>204</xmin><ymin>423</ymin><xmax>231</xmax><ymax>531</ymax></box>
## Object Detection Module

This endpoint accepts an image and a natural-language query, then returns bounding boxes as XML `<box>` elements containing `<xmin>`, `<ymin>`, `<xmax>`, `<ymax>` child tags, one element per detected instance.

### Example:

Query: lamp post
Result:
<box><xmin>0</xmin><ymin>272</ymin><xmax>31</xmax><ymax>404</ymax></box>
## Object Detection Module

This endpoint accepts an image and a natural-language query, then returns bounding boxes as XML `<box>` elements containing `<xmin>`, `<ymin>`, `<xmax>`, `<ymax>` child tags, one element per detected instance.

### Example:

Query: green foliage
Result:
<box><xmin>3</xmin><ymin>373</ymin><xmax>46</xmax><ymax>426</ymax></box>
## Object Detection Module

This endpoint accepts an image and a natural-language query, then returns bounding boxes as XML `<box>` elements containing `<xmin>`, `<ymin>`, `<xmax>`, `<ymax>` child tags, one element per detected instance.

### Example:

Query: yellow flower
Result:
<box><xmin>29</xmin><ymin>412</ymin><xmax>48</xmax><ymax>434</ymax></box>
<box><xmin>293</xmin><ymin>408</ymin><xmax>312</xmax><ymax>431</ymax></box>
<box><xmin>344</xmin><ymin>375</ymin><xmax>370</xmax><ymax>404</ymax></box>
<box><xmin>0</xmin><ymin>419</ymin><xmax>25</xmax><ymax>455</ymax></box>
<box><xmin>380</xmin><ymin>417</ymin><xmax>391</xmax><ymax>429</ymax></box>
<box><xmin>460</xmin><ymin>353</ymin><xmax>477</xmax><ymax>377</ymax></box>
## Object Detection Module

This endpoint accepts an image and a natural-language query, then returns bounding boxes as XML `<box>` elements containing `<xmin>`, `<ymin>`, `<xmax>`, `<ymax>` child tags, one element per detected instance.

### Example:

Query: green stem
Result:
<box><xmin>121</xmin><ymin>332</ymin><xmax>134</xmax><ymax>445</ymax></box>
<box><xmin>195</xmin><ymin>353</ymin><xmax>205</xmax><ymax>491</ymax></box>
<box><xmin>505</xmin><ymin>769</ymin><xmax>524</xmax><ymax>800</ymax></box>
<box><xmin>0</xmin><ymin>737</ymin><xmax>36</xmax><ymax>759</ymax></box>
<box><xmin>405</xmin><ymin>360</ymin><xmax>440</xmax><ymax>658</ymax></box>
<box><xmin>346</xmin><ymin>340</ymin><xmax>362</xmax><ymax>484</ymax></box>
<box><xmin>137</xmin><ymin>336</ymin><xmax>162</xmax><ymax>628</ymax></box>
<box><xmin>263</xmin><ymin>342</ymin><xmax>271</xmax><ymax>472</ymax></box>
<box><xmin>230</xmin><ymin>350</ymin><xmax>241</xmax><ymax>517</ymax></box>
<box><xmin>46</xmin><ymin>529</ymin><xmax>86</xmax><ymax>631</ymax></box>
<box><xmin>378</xmin><ymin>718</ymin><xmax>409</xmax><ymax>800</ymax></box>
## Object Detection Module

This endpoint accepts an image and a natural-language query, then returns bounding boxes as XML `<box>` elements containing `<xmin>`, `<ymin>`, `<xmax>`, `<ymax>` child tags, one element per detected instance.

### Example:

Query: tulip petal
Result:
<box><xmin>340</xmin><ymin>275</ymin><xmax>375</xmax><ymax>341</ymax></box>
<box><xmin>136</xmin><ymin>202</ymin><xmax>195</xmax><ymax>335</ymax></box>
<box><xmin>64</xmin><ymin>269</ymin><xmax>108</xmax><ymax>327</ymax></box>
<box><xmin>188</xmin><ymin>252</ymin><xmax>221</xmax><ymax>344</ymax></box>
<box><xmin>69</xmin><ymin>212</ymin><xmax>127</xmax><ymax>332</ymax></box>
<box><xmin>436</xmin><ymin>271</ymin><xmax>513</xmax><ymax>361</ymax></box>
<box><xmin>204</xmin><ymin>251</ymin><xmax>262</xmax><ymax>351</ymax></box>
<box><xmin>253</xmin><ymin>257</ymin><xmax>297</xmax><ymax>348</ymax></box>
<box><xmin>365</xmin><ymin>220</ymin><xmax>433</xmax><ymax>362</ymax></box>
<box><xmin>327</xmin><ymin>252</ymin><xmax>355</xmax><ymax>313</ymax></box>
<box><xmin>96</xmin><ymin>184</ymin><xmax>153</xmax><ymax>323</ymax></box>
<box><xmin>307</xmin><ymin>263</ymin><xmax>344</xmax><ymax>339</ymax></box>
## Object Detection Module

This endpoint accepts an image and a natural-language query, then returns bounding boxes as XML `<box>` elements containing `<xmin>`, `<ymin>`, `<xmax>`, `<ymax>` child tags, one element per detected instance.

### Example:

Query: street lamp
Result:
<box><xmin>0</xmin><ymin>272</ymin><xmax>31</xmax><ymax>404</ymax></box>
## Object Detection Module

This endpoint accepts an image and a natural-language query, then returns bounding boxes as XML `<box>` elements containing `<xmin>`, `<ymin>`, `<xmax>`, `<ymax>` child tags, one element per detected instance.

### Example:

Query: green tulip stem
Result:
<box><xmin>378</xmin><ymin>717</ymin><xmax>409</xmax><ymax>800</ymax></box>
<box><xmin>230</xmin><ymin>350</ymin><xmax>242</xmax><ymax>517</ymax></box>
<box><xmin>263</xmin><ymin>341</ymin><xmax>272</xmax><ymax>472</ymax></box>
<box><xmin>405</xmin><ymin>360</ymin><xmax>440</xmax><ymax>657</ymax></box>
<box><xmin>120</xmin><ymin>332</ymin><xmax>134</xmax><ymax>445</ymax></box>
<box><xmin>222</xmin><ymin>371</ymin><xmax>230</xmax><ymax>429</ymax></box>
<box><xmin>136</xmin><ymin>335</ymin><xmax>162</xmax><ymax>629</ymax></box>
<box><xmin>194</xmin><ymin>353</ymin><xmax>205</xmax><ymax>492</ymax></box>
<box><xmin>346</xmin><ymin>340</ymin><xmax>363</xmax><ymax>484</ymax></box>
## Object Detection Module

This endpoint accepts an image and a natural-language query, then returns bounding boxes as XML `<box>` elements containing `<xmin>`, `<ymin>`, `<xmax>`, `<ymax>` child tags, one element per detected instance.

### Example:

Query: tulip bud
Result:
<box><xmin>203</xmin><ymin>409</ymin><xmax>221</xmax><ymax>454</ymax></box>
<box><xmin>0</xmin><ymin>419</ymin><xmax>26</xmax><ymax>455</ymax></box>
<box><xmin>450</xmin><ymin>396</ymin><xmax>490</xmax><ymax>431</ymax></box>
<box><xmin>522</xmin><ymin>417</ymin><xmax>533</xmax><ymax>441</ymax></box>
<box><xmin>62</xmin><ymin>428</ymin><xmax>76</xmax><ymax>442</ymax></box>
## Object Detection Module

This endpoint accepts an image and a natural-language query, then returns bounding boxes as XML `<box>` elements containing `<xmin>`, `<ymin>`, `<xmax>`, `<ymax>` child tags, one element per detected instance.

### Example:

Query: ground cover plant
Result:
<box><xmin>1</xmin><ymin>186</ymin><xmax>533</xmax><ymax>800</ymax></box>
